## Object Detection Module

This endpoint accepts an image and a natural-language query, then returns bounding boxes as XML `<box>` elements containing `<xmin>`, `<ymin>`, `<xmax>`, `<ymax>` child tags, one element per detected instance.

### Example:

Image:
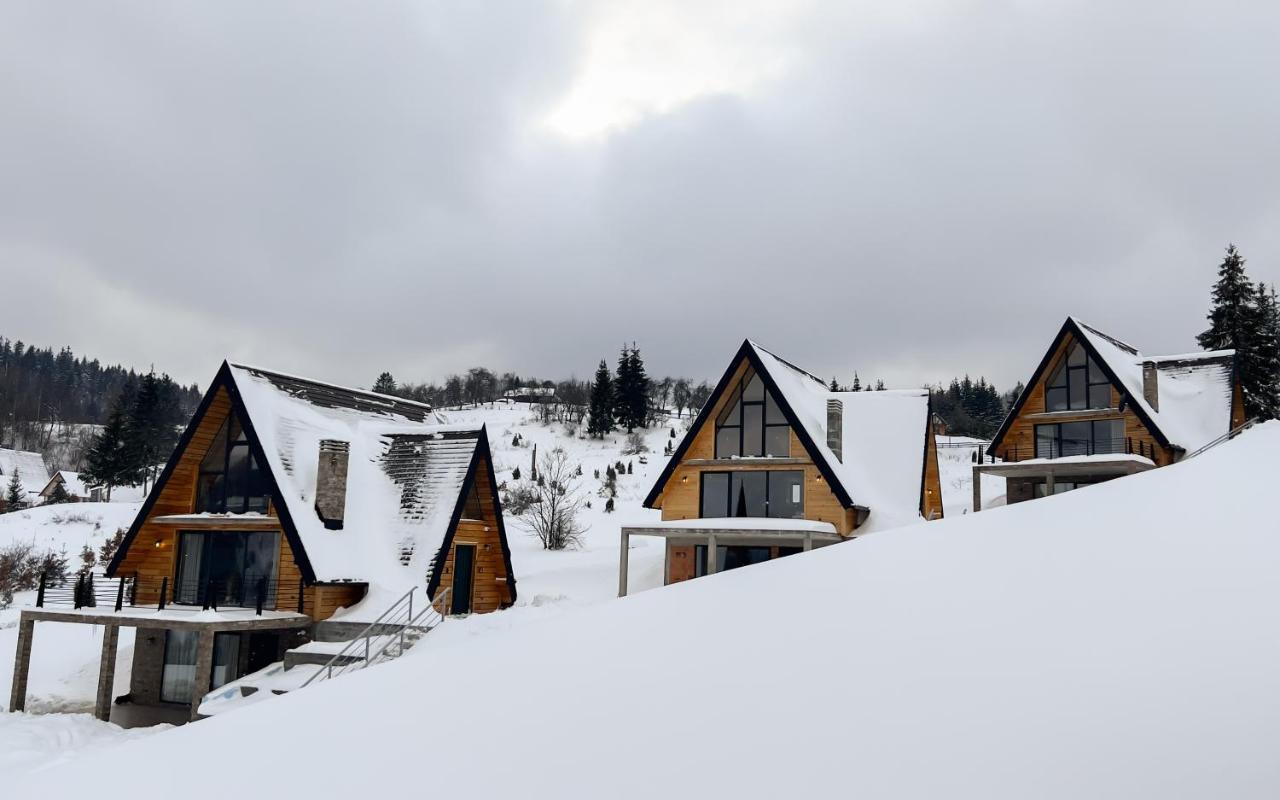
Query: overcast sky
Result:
<box><xmin>3</xmin><ymin>1</ymin><xmax>1278</xmax><ymax>391</ymax></box>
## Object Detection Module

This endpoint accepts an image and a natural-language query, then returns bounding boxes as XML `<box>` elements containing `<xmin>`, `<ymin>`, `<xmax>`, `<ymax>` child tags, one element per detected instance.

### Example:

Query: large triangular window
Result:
<box><xmin>1045</xmin><ymin>342</ymin><xmax>1112</xmax><ymax>411</ymax></box>
<box><xmin>714</xmin><ymin>365</ymin><xmax>790</xmax><ymax>458</ymax></box>
<box><xmin>196</xmin><ymin>410</ymin><xmax>271</xmax><ymax>514</ymax></box>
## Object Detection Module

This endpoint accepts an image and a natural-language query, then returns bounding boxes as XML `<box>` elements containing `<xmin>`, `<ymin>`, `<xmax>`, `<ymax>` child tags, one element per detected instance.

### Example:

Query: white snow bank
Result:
<box><xmin>21</xmin><ymin>423</ymin><xmax>1280</xmax><ymax>798</ymax></box>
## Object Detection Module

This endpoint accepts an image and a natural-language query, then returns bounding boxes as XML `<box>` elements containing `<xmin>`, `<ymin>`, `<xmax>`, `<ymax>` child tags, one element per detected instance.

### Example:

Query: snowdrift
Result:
<box><xmin>19</xmin><ymin>425</ymin><xmax>1280</xmax><ymax>798</ymax></box>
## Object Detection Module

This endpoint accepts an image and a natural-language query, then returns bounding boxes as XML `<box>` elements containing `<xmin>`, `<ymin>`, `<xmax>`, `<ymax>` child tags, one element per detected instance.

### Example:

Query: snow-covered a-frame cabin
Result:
<box><xmin>0</xmin><ymin>447</ymin><xmax>50</xmax><ymax>510</ymax></box>
<box><xmin>976</xmin><ymin>317</ymin><xmax>1248</xmax><ymax>509</ymax></box>
<box><xmin>619</xmin><ymin>340</ymin><xmax>943</xmax><ymax>595</ymax></box>
<box><xmin>9</xmin><ymin>361</ymin><xmax>515</xmax><ymax>724</ymax></box>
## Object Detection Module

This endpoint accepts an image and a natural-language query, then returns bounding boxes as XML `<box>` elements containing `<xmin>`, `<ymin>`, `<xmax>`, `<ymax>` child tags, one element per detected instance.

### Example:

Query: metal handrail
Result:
<box><xmin>299</xmin><ymin>587</ymin><xmax>450</xmax><ymax>688</ymax></box>
<box><xmin>1182</xmin><ymin>418</ymin><xmax>1258</xmax><ymax>461</ymax></box>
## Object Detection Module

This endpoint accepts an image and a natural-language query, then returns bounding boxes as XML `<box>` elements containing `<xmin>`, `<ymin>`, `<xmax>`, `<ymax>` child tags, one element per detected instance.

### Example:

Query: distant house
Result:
<box><xmin>619</xmin><ymin>340</ymin><xmax>942</xmax><ymax>595</ymax></box>
<box><xmin>931</xmin><ymin>412</ymin><xmax>949</xmax><ymax>436</ymax></box>
<box><xmin>10</xmin><ymin>361</ymin><xmax>515</xmax><ymax>723</ymax></box>
<box><xmin>976</xmin><ymin>318</ymin><xmax>1247</xmax><ymax>509</ymax></box>
<box><xmin>502</xmin><ymin>386</ymin><xmax>557</xmax><ymax>403</ymax></box>
<box><xmin>39</xmin><ymin>470</ymin><xmax>90</xmax><ymax>503</ymax></box>
<box><xmin>0</xmin><ymin>448</ymin><xmax>50</xmax><ymax>510</ymax></box>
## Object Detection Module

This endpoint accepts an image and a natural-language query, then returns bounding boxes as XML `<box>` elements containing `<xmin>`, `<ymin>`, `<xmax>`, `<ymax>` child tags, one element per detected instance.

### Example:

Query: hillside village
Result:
<box><xmin>4</xmin><ymin>4</ymin><xmax>1280</xmax><ymax>795</ymax></box>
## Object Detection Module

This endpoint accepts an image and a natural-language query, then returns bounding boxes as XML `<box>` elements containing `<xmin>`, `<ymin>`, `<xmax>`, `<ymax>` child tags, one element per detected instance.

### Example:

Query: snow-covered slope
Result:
<box><xmin>19</xmin><ymin>423</ymin><xmax>1280</xmax><ymax>798</ymax></box>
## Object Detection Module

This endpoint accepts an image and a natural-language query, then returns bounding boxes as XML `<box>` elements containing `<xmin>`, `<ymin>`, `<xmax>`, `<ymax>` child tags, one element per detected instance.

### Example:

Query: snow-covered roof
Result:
<box><xmin>746</xmin><ymin>342</ymin><xmax>932</xmax><ymax>531</ymax></box>
<box><xmin>1071</xmin><ymin>319</ymin><xmax>1236</xmax><ymax>452</ymax></box>
<box><xmin>41</xmin><ymin>470</ymin><xmax>90</xmax><ymax>498</ymax></box>
<box><xmin>227</xmin><ymin>363</ymin><xmax>483</xmax><ymax>589</ymax></box>
<box><xmin>0</xmin><ymin>448</ymin><xmax>50</xmax><ymax>500</ymax></box>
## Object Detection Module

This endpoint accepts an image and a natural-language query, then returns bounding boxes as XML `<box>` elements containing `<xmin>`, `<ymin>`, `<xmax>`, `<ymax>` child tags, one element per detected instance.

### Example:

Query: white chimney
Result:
<box><xmin>826</xmin><ymin>398</ymin><xmax>843</xmax><ymax>462</ymax></box>
<box><xmin>315</xmin><ymin>440</ymin><xmax>349</xmax><ymax>530</ymax></box>
<box><xmin>1142</xmin><ymin>360</ymin><xmax>1159</xmax><ymax>411</ymax></box>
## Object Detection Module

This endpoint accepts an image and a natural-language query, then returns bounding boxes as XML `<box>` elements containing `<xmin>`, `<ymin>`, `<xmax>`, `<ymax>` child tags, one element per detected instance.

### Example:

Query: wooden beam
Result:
<box><xmin>618</xmin><ymin>528</ymin><xmax>630</xmax><ymax>598</ymax></box>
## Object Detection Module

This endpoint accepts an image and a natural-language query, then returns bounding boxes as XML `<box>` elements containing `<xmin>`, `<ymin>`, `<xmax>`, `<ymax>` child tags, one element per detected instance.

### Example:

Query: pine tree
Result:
<box><xmin>1198</xmin><ymin>245</ymin><xmax>1268</xmax><ymax>418</ymax></box>
<box><xmin>122</xmin><ymin>371</ymin><xmax>182</xmax><ymax>493</ymax></box>
<box><xmin>82</xmin><ymin>391</ymin><xmax>133</xmax><ymax>501</ymax></box>
<box><xmin>829</xmin><ymin>377</ymin><xmax>840</xmax><ymax>392</ymax></box>
<box><xmin>587</xmin><ymin>360</ymin><xmax>615</xmax><ymax>438</ymax></box>
<box><xmin>850</xmin><ymin>373</ymin><xmax>862</xmax><ymax>392</ymax></box>
<box><xmin>373</xmin><ymin>372</ymin><xmax>397</xmax><ymax>395</ymax></box>
<box><xmin>4</xmin><ymin>469</ymin><xmax>22</xmax><ymax>510</ymax></box>
<box><xmin>1253</xmin><ymin>282</ymin><xmax>1280</xmax><ymax>419</ymax></box>
<box><xmin>627</xmin><ymin>345</ymin><xmax>650</xmax><ymax>429</ymax></box>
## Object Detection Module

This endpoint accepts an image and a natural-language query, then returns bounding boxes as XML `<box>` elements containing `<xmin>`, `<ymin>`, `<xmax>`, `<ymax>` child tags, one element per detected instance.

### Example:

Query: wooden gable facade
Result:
<box><xmin>647</xmin><ymin>341</ymin><xmax>943</xmax><ymax>535</ymax></box>
<box><xmin>988</xmin><ymin>320</ymin><xmax>1246</xmax><ymax>466</ymax></box>
<box><xmin>107</xmin><ymin>363</ymin><xmax>516</xmax><ymax>620</ymax></box>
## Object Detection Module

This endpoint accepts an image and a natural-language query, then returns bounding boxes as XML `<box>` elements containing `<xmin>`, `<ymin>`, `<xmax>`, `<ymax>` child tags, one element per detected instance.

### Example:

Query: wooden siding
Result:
<box><xmin>992</xmin><ymin>332</ymin><xmax>1176</xmax><ymax>466</ymax></box>
<box><xmin>432</xmin><ymin>451</ymin><xmax>512</xmax><ymax>614</ymax></box>
<box><xmin>110</xmin><ymin>387</ymin><xmax>355</xmax><ymax>616</ymax></box>
<box><xmin>922</xmin><ymin>423</ymin><xmax>944</xmax><ymax>520</ymax></box>
<box><xmin>1231</xmin><ymin>379</ymin><xmax>1247</xmax><ymax>429</ymax></box>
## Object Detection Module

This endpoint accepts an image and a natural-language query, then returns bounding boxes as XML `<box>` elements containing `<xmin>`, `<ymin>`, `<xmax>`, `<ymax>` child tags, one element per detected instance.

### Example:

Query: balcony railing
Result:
<box><xmin>35</xmin><ymin>571</ymin><xmax>306</xmax><ymax>616</ymax></box>
<box><xmin>999</xmin><ymin>437</ymin><xmax>1158</xmax><ymax>463</ymax></box>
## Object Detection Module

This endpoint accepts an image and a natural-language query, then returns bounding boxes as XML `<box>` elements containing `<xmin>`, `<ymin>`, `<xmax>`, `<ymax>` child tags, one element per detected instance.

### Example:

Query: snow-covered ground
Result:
<box><xmin>11</xmin><ymin>421</ymin><xmax>1279</xmax><ymax>797</ymax></box>
<box><xmin>0</xmin><ymin>406</ymin><xmax>993</xmax><ymax>777</ymax></box>
<box><xmin>936</xmin><ymin>435</ymin><xmax>1007</xmax><ymax>514</ymax></box>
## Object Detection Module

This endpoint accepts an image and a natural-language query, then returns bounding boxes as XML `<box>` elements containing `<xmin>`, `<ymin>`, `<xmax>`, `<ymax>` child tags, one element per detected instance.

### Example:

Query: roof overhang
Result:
<box><xmin>973</xmin><ymin>457</ymin><xmax>1156</xmax><ymax>480</ymax></box>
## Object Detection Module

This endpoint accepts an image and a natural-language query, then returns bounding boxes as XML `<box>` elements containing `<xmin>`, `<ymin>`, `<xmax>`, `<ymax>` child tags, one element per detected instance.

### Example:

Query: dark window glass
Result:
<box><xmin>765</xmin><ymin>393</ymin><xmax>785</xmax><ymax>424</ymax></box>
<box><xmin>1035</xmin><ymin>425</ymin><xmax>1057</xmax><ymax>458</ymax></box>
<box><xmin>1069</xmin><ymin>373</ymin><xmax>1087</xmax><ymax>408</ymax></box>
<box><xmin>175</xmin><ymin>530</ymin><xmax>280</xmax><ymax>608</ymax></box>
<box><xmin>463</xmin><ymin>482</ymin><xmax>484</xmax><ymax>519</ymax></box>
<box><xmin>1045</xmin><ymin>387</ymin><xmax>1068</xmax><ymax>412</ymax></box>
<box><xmin>742</xmin><ymin>405</ymin><xmax>764</xmax><ymax>457</ymax></box>
<box><xmin>1088</xmin><ymin>383</ymin><xmax>1111</xmax><ymax>409</ymax></box>
<box><xmin>1067</xmin><ymin>343</ymin><xmax>1086</xmax><ymax>366</ymax></box>
<box><xmin>197</xmin><ymin>411</ymin><xmax>271</xmax><ymax>514</ymax></box>
<box><xmin>693</xmin><ymin>545</ymin><xmax>772</xmax><ymax>577</ymax></box>
<box><xmin>1059</xmin><ymin>421</ymin><xmax>1091</xmax><ymax>456</ymax></box>
<box><xmin>729</xmin><ymin>472</ymin><xmax>767</xmax><ymax>517</ymax></box>
<box><xmin>700</xmin><ymin>473</ymin><xmax>729</xmax><ymax>517</ymax></box>
<box><xmin>764</xmin><ymin>426</ymin><xmax>790</xmax><ymax>458</ymax></box>
<box><xmin>715</xmin><ymin>367</ymin><xmax>790</xmax><ymax>459</ymax></box>
<box><xmin>767</xmin><ymin>471</ymin><xmax>804</xmax><ymax>518</ymax></box>
<box><xmin>716</xmin><ymin>427</ymin><xmax>740</xmax><ymax>458</ymax></box>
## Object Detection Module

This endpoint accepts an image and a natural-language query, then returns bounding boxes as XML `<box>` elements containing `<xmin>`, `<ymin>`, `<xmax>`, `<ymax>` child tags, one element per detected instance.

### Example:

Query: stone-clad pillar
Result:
<box><xmin>190</xmin><ymin>629</ymin><xmax>216</xmax><ymax>721</ymax></box>
<box><xmin>94</xmin><ymin>624</ymin><xmax>120</xmax><ymax>722</ymax></box>
<box><xmin>8</xmin><ymin>616</ymin><xmax>35</xmax><ymax>712</ymax></box>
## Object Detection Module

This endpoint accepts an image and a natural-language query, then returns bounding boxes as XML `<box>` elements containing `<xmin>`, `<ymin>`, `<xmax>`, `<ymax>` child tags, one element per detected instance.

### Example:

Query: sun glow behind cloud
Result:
<box><xmin>541</xmin><ymin>0</ymin><xmax>807</xmax><ymax>139</ymax></box>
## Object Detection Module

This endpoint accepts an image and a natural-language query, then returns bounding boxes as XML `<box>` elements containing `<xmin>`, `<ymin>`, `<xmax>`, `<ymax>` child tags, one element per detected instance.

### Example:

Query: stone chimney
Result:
<box><xmin>1141</xmin><ymin>360</ymin><xmax>1159</xmax><ymax>411</ymax></box>
<box><xmin>826</xmin><ymin>398</ymin><xmax>843</xmax><ymax>462</ymax></box>
<box><xmin>315</xmin><ymin>439</ymin><xmax>349</xmax><ymax>530</ymax></box>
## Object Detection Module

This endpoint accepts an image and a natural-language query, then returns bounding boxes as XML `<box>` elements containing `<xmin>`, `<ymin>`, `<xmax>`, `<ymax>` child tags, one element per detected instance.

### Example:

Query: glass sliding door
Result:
<box><xmin>161</xmin><ymin>630</ymin><xmax>199</xmax><ymax>703</ymax></box>
<box><xmin>699</xmin><ymin>471</ymin><xmax>805</xmax><ymax>519</ymax></box>
<box><xmin>174</xmin><ymin>531</ymin><xmax>280</xmax><ymax>608</ymax></box>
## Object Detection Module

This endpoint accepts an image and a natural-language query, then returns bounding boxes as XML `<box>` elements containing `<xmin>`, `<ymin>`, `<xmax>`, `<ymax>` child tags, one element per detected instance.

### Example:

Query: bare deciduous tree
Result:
<box><xmin>517</xmin><ymin>447</ymin><xmax>587</xmax><ymax>550</ymax></box>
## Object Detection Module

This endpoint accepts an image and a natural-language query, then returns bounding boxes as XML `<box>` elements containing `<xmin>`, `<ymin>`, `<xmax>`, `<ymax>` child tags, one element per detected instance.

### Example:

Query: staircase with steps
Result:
<box><xmin>198</xmin><ymin>586</ymin><xmax>449</xmax><ymax>716</ymax></box>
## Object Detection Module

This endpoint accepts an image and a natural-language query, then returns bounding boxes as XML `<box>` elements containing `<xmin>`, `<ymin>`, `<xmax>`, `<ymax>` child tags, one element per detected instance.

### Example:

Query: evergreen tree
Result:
<box><xmin>82</xmin><ymin>391</ymin><xmax>133</xmax><ymax>501</ymax></box>
<box><xmin>1197</xmin><ymin>245</ymin><xmax>1269</xmax><ymax>418</ymax></box>
<box><xmin>5</xmin><ymin>469</ymin><xmax>22</xmax><ymax>510</ymax></box>
<box><xmin>587</xmin><ymin>360</ymin><xmax>616</xmax><ymax>438</ymax></box>
<box><xmin>627</xmin><ymin>345</ymin><xmax>650</xmax><ymax>429</ymax></box>
<box><xmin>829</xmin><ymin>377</ymin><xmax>840</xmax><ymax>392</ymax></box>
<box><xmin>850</xmin><ymin>373</ymin><xmax>862</xmax><ymax>392</ymax></box>
<box><xmin>372</xmin><ymin>372</ymin><xmax>397</xmax><ymax>395</ymax></box>
<box><xmin>1253</xmin><ymin>282</ymin><xmax>1280</xmax><ymax>419</ymax></box>
<box><xmin>122</xmin><ymin>371</ymin><xmax>183</xmax><ymax>493</ymax></box>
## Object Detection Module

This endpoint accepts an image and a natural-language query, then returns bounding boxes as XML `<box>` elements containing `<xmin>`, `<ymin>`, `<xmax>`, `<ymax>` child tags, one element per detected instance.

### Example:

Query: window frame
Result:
<box><xmin>1033</xmin><ymin>419</ymin><xmax>1126</xmax><ymax>459</ymax></box>
<box><xmin>698</xmin><ymin>470</ymin><xmax>805</xmax><ymax>519</ymax></box>
<box><xmin>196</xmin><ymin>414</ymin><xmax>271</xmax><ymax>514</ymax></box>
<box><xmin>714</xmin><ymin>367</ymin><xmax>791</xmax><ymax>459</ymax></box>
<box><xmin>1045</xmin><ymin>342</ymin><xmax>1113</xmax><ymax>412</ymax></box>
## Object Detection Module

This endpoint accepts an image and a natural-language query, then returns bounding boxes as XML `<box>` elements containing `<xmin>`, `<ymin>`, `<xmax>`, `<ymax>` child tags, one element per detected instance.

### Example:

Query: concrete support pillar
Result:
<box><xmin>706</xmin><ymin>535</ymin><xmax>718</xmax><ymax>575</ymax></box>
<box><xmin>94</xmin><ymin>624</ymin><xmax>120</xmax><ymax>722</ymax></box>
<box><xmin>803</xmin><ymin>532</ymin><xmax>813</xmax><ymax>552</ymax></box>
<box><xmin>8</xmin><ymin>616</ymin><xmax>34</xmax><ymax>713</ymax></box>
<box><xmin>972</xmin><ymin>465</ymin><xmax>982</xmax><ymax>512</ymax></box>
<box><xmin>618</xmin><ymin>529</ymin><xmax>630</xmax><ymax>598</ymax></box>
<box><xmin>190</xmin><ymin>629</ymin><xmax>216</xmax><ymax>721</ymax></box>
<box><xmin>1045</xmin><ymin>469</ymin><xmax>1056</xmax><ymax>497</ymax></box>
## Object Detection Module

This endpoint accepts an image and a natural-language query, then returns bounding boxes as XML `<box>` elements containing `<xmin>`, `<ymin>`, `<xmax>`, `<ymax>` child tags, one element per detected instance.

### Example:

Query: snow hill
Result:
<box><xmin>16</xmin><ymin>422</ymin><xmax>1280</xmax><ymax>798</ymax></box>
